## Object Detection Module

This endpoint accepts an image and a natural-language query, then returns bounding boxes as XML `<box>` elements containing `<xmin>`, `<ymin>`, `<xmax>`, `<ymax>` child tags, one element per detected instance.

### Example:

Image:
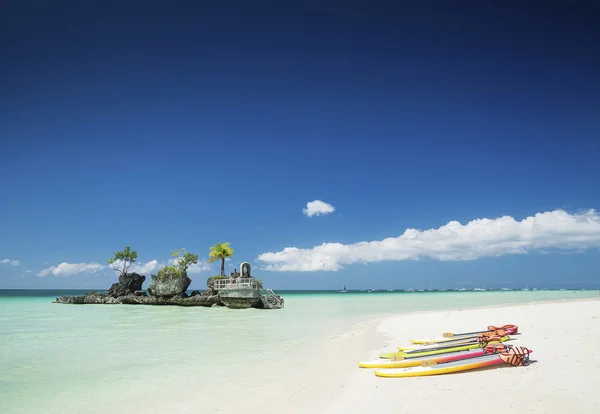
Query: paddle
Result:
<box><xmin>391</xmin><ymin>343</ymin><xmax>503</xmax><ymax>361</ymax></box>
<box><xmin>406</xmin><ymin>332</ymin><xmax>508</xmax><ymax>351</ymax></box>
<box><xmin>421</xmin><ymin>329</ymin><xmax>507</xmax><ymax>345</ymax></box>
<box><xmin>402</xmin><ymin>335</ymin><xmax>505</xmax><ymax>355</ymax></box>
<box><xmin>442</xmin><ymin>324</ymin><xmax>518</xmax><ymax>338</ymax></box>
<box><xmin>389</xmin><ymin>342</ymin><xmax>512</xmax><ymax>361</ymax></box>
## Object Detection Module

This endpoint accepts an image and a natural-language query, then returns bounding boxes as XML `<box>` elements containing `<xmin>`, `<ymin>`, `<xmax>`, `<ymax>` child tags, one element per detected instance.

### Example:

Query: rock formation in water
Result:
<box><xmin>54</xmin><ymin>290</ymin><xmax>221</xmax><ymax>306</ymax></box>
<box><xmin>108</xmin><ymin>273</ymin><xmax>145</xmax><ymax>297</ymax></box>
<box><xmin>147</xmin><ymin>270</ymin><xmax>191</xmax><ymax>298</ymax></box>
<box><xmin>53</xmin><ymin>274</ymin><xmax>281</xmax><ymax>308</ymax></box>
<box><xmin>54</xmin><ymin>263</ymin><xmax>283</xmax><ymax>309</ymax></box>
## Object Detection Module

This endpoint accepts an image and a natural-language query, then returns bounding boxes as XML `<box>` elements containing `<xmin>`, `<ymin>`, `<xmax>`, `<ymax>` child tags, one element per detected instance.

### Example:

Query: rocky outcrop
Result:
<box><xmin>55</xmin><ymin>291</ymin><xmax>121</xmax><ymax>304</ymax></box>
<box><xmin>148</xmin><ymin>272</ymin><xmax>191</xmax><ymax>297</ymax></box>
<box><xmin>120</xmin><ymin>293</ymin><xmax>219</xmax><ymax>307</ymax></box>
<box><xmin>108</xmin><ymin>273</ymin><xmax>146</xmax><ymax>298</ymax></box>
<box><xmin>53</xmin><ymin>269</ymin><xmax>283</xmax><ymax>309</ymax></box>
<box><xmin>218</xmin><ymin>297</ymin><xmax>260</xmax><ymax>309</ymax></box>
<box><xmin>53</xmin><ymin>289</ymin><xmax>283</xmax><ymax>308</ymax></box>
<box><xmin>54</xmin><ymin>291</ymin><xmax>220</xmax><ymax>307</ymax></box>
<box><xmin>217</xmin><ymin>292</ymin><xmax>284</xmax><ymax>309</ymax></box>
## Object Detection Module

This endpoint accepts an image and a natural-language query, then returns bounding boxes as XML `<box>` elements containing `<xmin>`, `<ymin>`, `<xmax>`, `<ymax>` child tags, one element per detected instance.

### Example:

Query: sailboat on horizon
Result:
<box><xmin>337</xmin><ymin>284</ymin><xmax>348</xmax><ymax>293</ymax></box>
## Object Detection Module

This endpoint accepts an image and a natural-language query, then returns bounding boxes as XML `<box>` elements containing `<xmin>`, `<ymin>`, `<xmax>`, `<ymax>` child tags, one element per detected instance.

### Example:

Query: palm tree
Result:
<box><xmin>208</xmin><ymin>242</ymin><xmax>234</xmax><ymax>276</ymax></box>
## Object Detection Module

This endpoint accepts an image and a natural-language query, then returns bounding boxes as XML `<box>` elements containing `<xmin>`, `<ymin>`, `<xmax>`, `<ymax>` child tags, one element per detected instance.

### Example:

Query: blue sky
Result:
<box><xmin>1</xmin><ymin>1</ymin><xmax>600</xmax><ymax>290</ymax></box>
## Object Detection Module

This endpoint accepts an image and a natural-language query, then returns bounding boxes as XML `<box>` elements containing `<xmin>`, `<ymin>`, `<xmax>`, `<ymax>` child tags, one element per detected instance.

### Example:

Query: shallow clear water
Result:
<box><xmin>0</xmin><ymin>289</ymin><xmax>597</xmax><ymax>412</ymax></box>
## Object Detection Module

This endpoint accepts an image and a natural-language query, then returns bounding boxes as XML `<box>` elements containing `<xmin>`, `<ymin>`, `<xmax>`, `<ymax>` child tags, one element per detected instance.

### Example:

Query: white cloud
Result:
<box><xmin>1</xmin><ymin>259</ymin><xmax>20</xmax><ymax>266</ymax></box>
<box><xmin>133</xmin><ymin>260</ymin><xmax>160</xmax><ymax>274</ymax></box>
<box><xmin>257</xmin><ymin>209</ymin><xmax>600</xmax><ymax>271</ymax></box>
<box><xmin>43</xmin><ymin>259</ymin><xmax>164</xmax><ymax>277</ymax></box>
<box><xmin>302</xmin><ymin>200</ymin><xmax>335</xmax><ymax>217</ymax></box>
<box><xmin>38</xmin><ymin>262</ymin><xmax>105</xmax><ymax>277</ymax></box>
<box><xmin>187</xmin><ymin>262</ymin><xmax>212</xmax><ymax>274</ymax></box>
<box><xmin>37</xmin><ymin>256</ymin><xmax>212</xmax><ymax>278</ymax></box>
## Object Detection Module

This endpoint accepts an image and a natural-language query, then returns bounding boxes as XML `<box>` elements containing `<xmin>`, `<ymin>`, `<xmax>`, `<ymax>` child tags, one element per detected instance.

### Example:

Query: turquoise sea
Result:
<box><xmin>1</xmin><ymin>289</ymin><xmax>597</xmax><ymax>413</ymax></box>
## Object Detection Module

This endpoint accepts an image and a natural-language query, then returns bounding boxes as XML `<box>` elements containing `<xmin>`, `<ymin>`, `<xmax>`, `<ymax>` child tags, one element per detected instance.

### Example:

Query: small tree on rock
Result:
<box><xmin>108</xmin><ymin>245</ymin><xmax>138</xmax><ymax>277</ymax></box>
<box><xmin>208</xmin><ymin>242</ymin><xmax>234</xmax><ymax>276</ymax></box>
<box><xmin>171</xmin><ymin>248</ymin><xmax>199</xmax><ymax>275</ymax></box>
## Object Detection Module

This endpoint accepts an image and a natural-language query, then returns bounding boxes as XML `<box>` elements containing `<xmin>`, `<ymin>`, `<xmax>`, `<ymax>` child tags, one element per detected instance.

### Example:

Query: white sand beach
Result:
<box><xmin>273</xmin><ymin>298</ymin><xmax>600</xmax><ymax>414</ymax></box>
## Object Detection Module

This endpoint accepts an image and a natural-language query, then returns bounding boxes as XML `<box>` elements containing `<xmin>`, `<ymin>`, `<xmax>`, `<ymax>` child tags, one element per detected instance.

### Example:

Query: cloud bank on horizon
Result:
<box><xmin>1</xmin><ymin>259</ymin><xmax>20</xmax><ymax>266</ymax></box>
<box><xmin>257</xmin><ymin>209</ymin><xmax>600</xmax><ymax>271</ymax></box>
<box><xmin>302</xmin><ymin>200</ymin><xmax>335</xmax><ymax>217</ymax></box>
<box><xmin>38</xmin><ymin>258</ymin><xmax>212</xmax><ymax>277</ymax></box>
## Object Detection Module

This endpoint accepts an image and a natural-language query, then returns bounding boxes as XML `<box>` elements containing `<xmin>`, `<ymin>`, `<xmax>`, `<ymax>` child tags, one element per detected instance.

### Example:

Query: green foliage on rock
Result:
<box><xmin>211</xmin><ymin>275</ymin><xmax>227</xmax><ymax>280</ymax></box>
<box><xmin>154</xmin><ymin>265</ymin><xmax>178</xmax><ymax>280</ymax></box>
<box><xmin>108</xmin><ymin>245</ymin><xmax>138</xmax><ymax>276</ymax></box>
<box><xmin>153</xmin><ymin>248</ymin><xmax>199</xmax><ymax>280</ymax></box>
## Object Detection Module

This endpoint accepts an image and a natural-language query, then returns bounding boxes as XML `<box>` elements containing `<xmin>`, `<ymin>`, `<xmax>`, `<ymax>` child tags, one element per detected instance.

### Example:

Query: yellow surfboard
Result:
<box><xmin>374</xmin><ymin>348</ymin><xmax>531</xmax><ymax>378</ymax></box>
<box><xmin>374</xmin><ymin>353</ymin><xmax>505</xmax><ymax>377</ymax></box>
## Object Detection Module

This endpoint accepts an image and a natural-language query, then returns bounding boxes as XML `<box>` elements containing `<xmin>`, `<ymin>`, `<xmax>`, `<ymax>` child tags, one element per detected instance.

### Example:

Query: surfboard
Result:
<box><xmin>374</xmin><ymin>348</ymin><xmax>532</xmax><ymax>378</ymax></box>
<box><xmin>379</xmin><ymin>336</ymin><xmax>510</xmax><ymax>359</ymax></box>
<box><xmin>359</xmin><ymin>347</ymin><xmax>489</xmax><ymax>369</ymax></box>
